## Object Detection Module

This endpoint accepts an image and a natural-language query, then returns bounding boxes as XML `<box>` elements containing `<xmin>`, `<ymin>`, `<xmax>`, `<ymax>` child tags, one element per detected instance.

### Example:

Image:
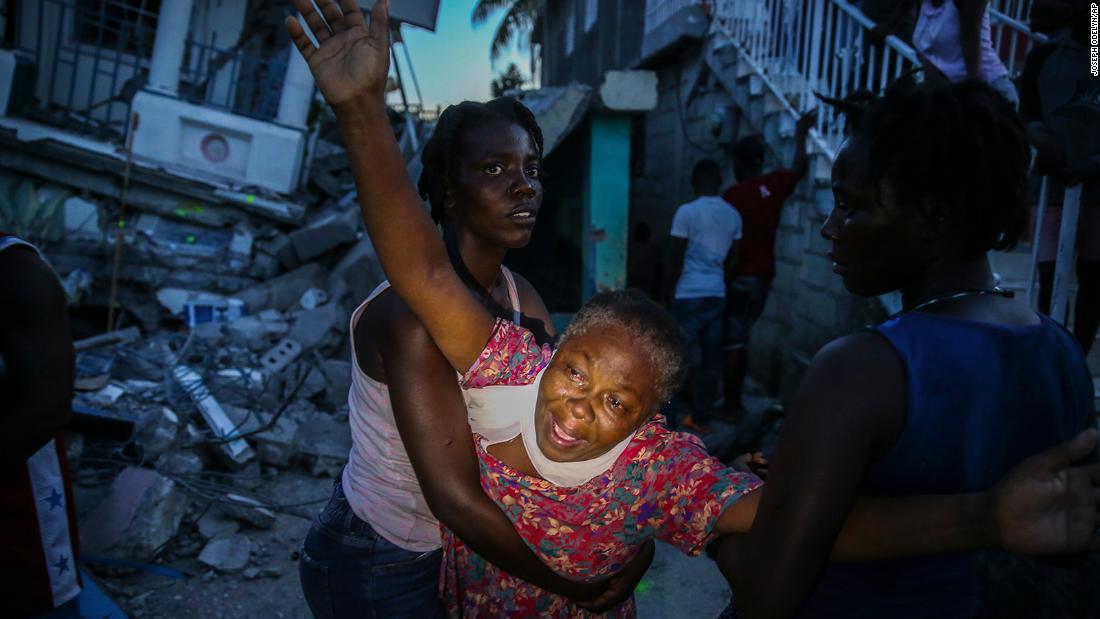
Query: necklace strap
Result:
<box><xmin>900</xmin><ymin>287</ymin><xmax>1013</xmax><ymax>315</ymax></box>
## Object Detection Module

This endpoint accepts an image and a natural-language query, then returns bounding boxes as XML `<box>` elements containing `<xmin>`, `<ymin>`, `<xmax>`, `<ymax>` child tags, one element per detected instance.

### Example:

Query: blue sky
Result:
<box><xmin>386</xmin><ymin>0</ymin><xmax>533</xmax><ymax>110</ymax></box>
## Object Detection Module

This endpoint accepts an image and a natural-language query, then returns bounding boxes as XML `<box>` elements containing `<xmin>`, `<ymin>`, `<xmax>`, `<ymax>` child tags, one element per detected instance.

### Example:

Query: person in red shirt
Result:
<box><xmin>720</xmin><ymin>110</ymin><xmax>816</xmax><ymax>421</ymax></box>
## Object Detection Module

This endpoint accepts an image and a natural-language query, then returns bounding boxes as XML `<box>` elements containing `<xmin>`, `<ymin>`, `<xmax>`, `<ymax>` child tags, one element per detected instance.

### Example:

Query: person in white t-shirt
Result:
<box><xmin>666</xmin><ymin>160</ymin><xmax>743</xmax><ymax>434</ymax></box>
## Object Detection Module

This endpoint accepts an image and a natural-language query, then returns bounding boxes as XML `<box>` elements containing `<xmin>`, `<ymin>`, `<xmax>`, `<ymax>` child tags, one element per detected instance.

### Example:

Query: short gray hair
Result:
<box><xmin>560</xmin><ymin>290</ymin><xmax>688</xmax><ymax>406</ymax></box>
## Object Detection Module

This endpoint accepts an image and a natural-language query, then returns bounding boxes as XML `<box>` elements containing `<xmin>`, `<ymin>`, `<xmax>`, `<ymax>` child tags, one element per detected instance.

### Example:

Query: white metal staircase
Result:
<box><xmin>707</xmin><ymin>0</ymin><xmax>1098</xmax><ymax>406</ymax></box>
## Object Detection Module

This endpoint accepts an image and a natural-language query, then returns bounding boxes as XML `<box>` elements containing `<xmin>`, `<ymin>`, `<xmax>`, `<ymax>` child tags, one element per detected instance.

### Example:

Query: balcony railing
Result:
<box><xmin>14</xmin><ymin>0</ymin><xmax>286</xmax><ymax>139</ymax></box>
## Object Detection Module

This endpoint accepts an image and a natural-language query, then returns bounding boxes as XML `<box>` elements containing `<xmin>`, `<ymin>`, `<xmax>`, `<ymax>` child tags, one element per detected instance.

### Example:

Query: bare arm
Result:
<box><xmin>959</xmin><ymin>0</ymin><xmax>989</xmax><ymax>80</ymax></box>
<box><xmin>714</xmin><ymin>332</ymin><xmax>1100</xmax><ymax>618</ymax></box>
<box><xmin>0</xmin><ymin>246</ymin><xmax>74</xmax><ymax>463</ymax></box>
<box><xmin>380</xmin><ymin>304</ymin><xmax>604</xmax><ymax>601</ymax></box>
<box><xmin>287</xmin><ymin>0</ymin><xmax>493</xmax><ymax>372</ymax></box>
<box><xmin>791</xmin><ymin>110</ymin><xmax>817</xmax><ymax>182</ymax></box>
<box><xmin>720</xmin><ymin>332</ymin><xmax>918</xmax><ymax>617</ymax></box>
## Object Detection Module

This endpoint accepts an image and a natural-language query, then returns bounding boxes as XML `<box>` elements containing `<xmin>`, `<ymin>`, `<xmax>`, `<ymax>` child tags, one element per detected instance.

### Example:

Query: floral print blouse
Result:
<box><xmin>444</xmin><ymin>319</ymin><xmax>763</xmax><ymax>618</ymax></box>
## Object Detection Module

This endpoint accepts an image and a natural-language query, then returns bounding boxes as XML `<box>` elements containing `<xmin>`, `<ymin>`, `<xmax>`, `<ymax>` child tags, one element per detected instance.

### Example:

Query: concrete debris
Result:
<box><xmin>132</xmin><ymin>406</ymin><xmax>180</xmax><ymax>460</ymax></box>
<box><xmin>288</xmin><ymin>302</ymin><xmax>345</xmax><ymax>353</ymax></box>
<box><xmin>327</xmin><ymin>235</ymin><xmax>386</xmax><ymax>308</ymax></box>
<box><xmin>242</xmin><ymin>566</ymin><xmax>282</xmax><ymax>580</ymax></box>
<box><xmin>172</xmin><ymin>365</ymin><xmax>255</xmax><ymax>467</ymax></box>
<box><xmin>299</xmin><ymin>287</ymin><xmax>329</xmax><ymax>310</ymax></box>
<box><xmin>296</xmin><ymin>413</ymin><xmax>352</xmax><ymax>477</ymax></box>
<box><xmin>285</xmin><ymin>207</ymin><xmax>360</xmax><ymax>264</ymax></box>
<box><xmin>63</xmin><ymin>195</ymin><xmax>104</xmax><ymax>241</ymax></box>
<box><xmin>321</xmin><ymin>359</ymin><xmax>352</xmax><ymax>408</ymax></box>
<box><xmin>90</xmin><ymin>382</ymin><xmax>127</xmax><ymax>407</ymax></box>
<box><xmin>236</xmin><ymin>262</ymin><xmax>323</xmax><ymax>313</ymax></box>
<box><xmin>288</xmin><ymin>362</ymin><xmax>327</xmax><ymax>400</ymax></box>
<box><xmin>219</xmin><ymin>494</ymin><xmax>277</xmax><ymax>529</ymax></box>
<box><xmin>155</xmin><ymin>450</ymin><xmax>205</xmax><ymax>476</ymax></box>
<box><xmin>260</xmin><ymin>338</ymin><xmax>302</xmax><ymax>376</ymax></box>
<box><xmin>198</xmin><ymin>535</ymin><xmax>253</xmax><ymax>574</ymax></box>
<box><xmin>196</xmin><ymin>511</ymin><xmax>241</xmax><ymax>541</ymax></box>
<box><xmin>74</xmin><ymin>326</ymin><xmax>141</xmax><ymax>352</ymax></box>
<box><xmin>254</xmin><ymin>416</ymin><xmax>301</xmax><ymax>468</ymax></box>
<box><xmin>81</xmin><ymin>467</ymin><xmax>191</xmax><ymax>561</ymax></box>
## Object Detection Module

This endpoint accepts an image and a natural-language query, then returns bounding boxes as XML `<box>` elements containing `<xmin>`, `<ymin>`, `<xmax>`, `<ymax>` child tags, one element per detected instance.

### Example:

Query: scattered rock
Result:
<box><xmin>196</xmin><ymin>510</ymin><xmax>241</xmax><ymax>540</ymax></box>
<box><xmin>198</xmin><ymin>535</ymin><xmax>253</xmax><ymax>573</ymax></box>
<box><xmin>80</xmin><ymin>467</ymin><xmax>191</xmax><ymax>561</ymax></box>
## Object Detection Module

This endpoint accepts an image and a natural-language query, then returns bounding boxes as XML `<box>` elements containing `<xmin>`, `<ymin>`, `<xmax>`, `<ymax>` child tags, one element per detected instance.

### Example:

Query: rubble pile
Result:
<box><xmin>5</xmin><ymin>133</ymin><xmax>413</xmax><ymax>612</ymax></box>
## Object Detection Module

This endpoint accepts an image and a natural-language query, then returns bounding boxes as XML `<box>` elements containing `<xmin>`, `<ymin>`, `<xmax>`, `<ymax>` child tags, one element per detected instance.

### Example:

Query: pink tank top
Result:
<box><xmin>341</xmin><ymin>268</ymin><xmax>522</xmax><ymax>551</ymax></box>
<box><xmin>912</xmin><ymin>0</ymin><xmax>1008</xmax><ymax>83</ymax></box>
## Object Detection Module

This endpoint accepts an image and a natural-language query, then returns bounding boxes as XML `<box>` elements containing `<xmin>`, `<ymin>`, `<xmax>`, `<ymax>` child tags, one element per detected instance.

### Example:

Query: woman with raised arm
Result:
<box><xmin>288</xmin><ymin>4</ymin><xmax>647</xmax><ymax>619</ymax></box>
<box><xmin>287</xmin><ymin>2</ymin><xmax>1100</xmax><ymax>617</ymax></box>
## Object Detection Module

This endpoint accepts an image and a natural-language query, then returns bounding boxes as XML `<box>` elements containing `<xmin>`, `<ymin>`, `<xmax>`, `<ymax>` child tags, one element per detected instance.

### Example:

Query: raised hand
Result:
<box><xmin>795</xmin><ymin>109</ymin><xmax>818</xmax><ymax>134</ymax></box>
<box><xmin>991</xmin><ymin>428</ymin><xmax>1100</xmax><ymax>555</ymax></box>
<box><xmin>285</xmin><ymin>0</ymin><xmax>390</xmax><ymax>110</ymax></box>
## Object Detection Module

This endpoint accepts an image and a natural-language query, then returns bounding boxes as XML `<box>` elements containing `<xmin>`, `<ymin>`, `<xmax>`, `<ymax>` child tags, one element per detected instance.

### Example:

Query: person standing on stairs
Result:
<box><xmin>665</xmin><ymin>160</ymin><xmax>743</xmax><ymax>435</ymax></box>
<box><xmin>719</xmin><ymin>110</ymin><xmax>816</xmax><ymax>422</ymax></box>
<box><xmin>1021</xmin><ymin>0</ymin><xmax>1100</xmax><ymax>354</ymax></box>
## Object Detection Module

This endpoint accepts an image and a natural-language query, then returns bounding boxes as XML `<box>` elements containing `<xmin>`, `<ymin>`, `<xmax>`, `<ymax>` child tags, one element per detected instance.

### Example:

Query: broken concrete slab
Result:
<box><xmin>236</xmin><ymin>262</ymin><xmax>322</xmax><ymax>313</ymax></box>
<box><xmin>73</xmin><ymin>326</ymin><xmax>141</xmax><ymax>352</ymax></box>
<box><xmin>288</xmin><ymin>303</ymin><xmax>345</xmax><ymax>353</ymax></box>
<box><xmin>220</xmin><ymin>405</ymin><xmax>300</xmax><ymax>468</ymax></box>
<box><xmin>322</xmin><ymin>359</ymin><xmax>352</xmax><ymax>408</ymax></box>
<box><xmin>220</xmin><ymin>494</ymin><xmax>277</xmax><ymax>529</ymax></box>
<box><xmin>286</xmin><ymin>207</ymin><xmax>359</xmax><ymax>263</ymax></box>
<box><xmin>172</xmin><ymin>365</ymin><xmax>254</xmax><ymax>467</ymax></box>
<box><xmin>295</xmin><ymin>413</ymin><xmax>351</xmax><ymax>477</ymax></box>
<box><xmin>260</xmin><ymin>338</ymin><xmax>302</xmax><ymax>376</ymax></box>
<box><xmin>80</xmin><ymin>467</ymin><xmax>191</xmax><ymax>561</ymax></box>
<box><xmin>327</xmin><ymin>236</ymin><xmax>385</xmax><ymax>306</ymax></box>
<box><xmin>132</xmin><ymin>407</ymin><xmax>179</xmax><ymax>461</ymax></box>
<box><xmin>155</xmin><ymin>450</ymin><xmax>204</xmax><ymax>476</ymax></box>
<box><xmin>63</xmin><ymin>195</ymin><xmax>102</xmax><ymax>237</ymax></box>
<box><xmin>286</xmin><ymin>362</ymin><xmax>327</xmax><ymax>400</ymax></box>
<box><xmin>196</xmin><ymin>511</ymin><xmax>240</xmax><ymax>541</ymax></box>
<box><xmin>253</xmin><ymin>416</ymin><xmax>300</xmax><ymax>468</ymax></box>
<box><xmin>299</xmin><ymin>287</ymin><xmax>329</xmax><ymax>310</ymax></box>
<box><xmin>226</xmin><ymin>312</ymin><xmax>290</xmax><ymax>350</ymax></box>
<box><xmin>198</xmin><ymin>534</ymin><xmax>253</xmax><ymax>574</ymax></box>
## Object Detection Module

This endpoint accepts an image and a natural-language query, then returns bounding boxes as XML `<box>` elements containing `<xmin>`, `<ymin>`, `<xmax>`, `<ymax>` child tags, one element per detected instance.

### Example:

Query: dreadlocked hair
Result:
<box><xmin>414</xmin><ymin>97</ymin><xmax>544</xmax><ymax>315</ymax></box>
<box><xmin>561</xmin><ymin>289</ymin><xmax>689</xmax><ymax>407</ymax></box>
<box><xmin>417</xmin><ymin>97</ymin><xmax>544</xmax><ymax>223</ymax></box>
<box><xmin>859</xmin><ymin>78</ymin><xmax>1030</xmax><ymax>257</ymax></box>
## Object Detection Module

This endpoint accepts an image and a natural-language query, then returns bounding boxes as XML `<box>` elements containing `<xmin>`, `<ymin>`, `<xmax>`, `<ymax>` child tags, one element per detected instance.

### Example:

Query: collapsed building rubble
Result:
<box><xmin>6</xmin><ymin>116</ymin><xmax>419</xmax><ymax>617</ymax></box>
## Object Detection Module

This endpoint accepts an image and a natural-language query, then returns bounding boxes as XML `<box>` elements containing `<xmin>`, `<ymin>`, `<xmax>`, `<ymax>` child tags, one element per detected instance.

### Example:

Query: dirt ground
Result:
<box><xmin>87</xmin><ymin>469</ymin><xmax>323</xmax><ymax>619</ymax></box>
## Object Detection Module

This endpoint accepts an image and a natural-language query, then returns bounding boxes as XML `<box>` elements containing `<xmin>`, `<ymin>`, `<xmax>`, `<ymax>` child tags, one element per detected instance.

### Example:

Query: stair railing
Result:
<box><xmin>716</xmin><ymin>0</ymin><xmax>920</xmax><ymax>157</ymax></box>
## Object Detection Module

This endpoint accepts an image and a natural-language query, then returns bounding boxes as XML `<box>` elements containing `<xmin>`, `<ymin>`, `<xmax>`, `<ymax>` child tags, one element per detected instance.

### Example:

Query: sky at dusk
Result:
<box><xmin>386</xmin><ymin>0</ymin><xmax>534</xmax><ymax>111</ymax></box>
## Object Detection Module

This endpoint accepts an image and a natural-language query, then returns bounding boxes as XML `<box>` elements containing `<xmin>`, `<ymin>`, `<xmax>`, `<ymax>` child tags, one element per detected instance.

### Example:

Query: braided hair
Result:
<box><xmin>418</xmin><ymin>97</ymin><xmax>544</xmax><ymax>223</ymax></box>
<box><xmin>413</xmin><ymin>97</ymin><xmax>544</xmax><ymax>314</ymax></box>
<box><xmin>840</xmin><ymin>79</ymin><xmax>1030</xmax><ymax>258</ymax></box>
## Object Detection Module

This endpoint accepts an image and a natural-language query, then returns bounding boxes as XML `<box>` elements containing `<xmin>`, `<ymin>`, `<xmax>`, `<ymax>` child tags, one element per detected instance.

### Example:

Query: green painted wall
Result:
<box><xmin>582</xmin><ymin>112</ymin><xmax>631</xmax><ymax>299</ymax></box>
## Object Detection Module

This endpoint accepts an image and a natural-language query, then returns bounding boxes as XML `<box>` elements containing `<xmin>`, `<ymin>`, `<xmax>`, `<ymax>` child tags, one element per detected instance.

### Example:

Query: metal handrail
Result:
<box><xmin>717</xmin><ymin>0</ymin><xmax>921</xmax><ymax>158</ymax></box>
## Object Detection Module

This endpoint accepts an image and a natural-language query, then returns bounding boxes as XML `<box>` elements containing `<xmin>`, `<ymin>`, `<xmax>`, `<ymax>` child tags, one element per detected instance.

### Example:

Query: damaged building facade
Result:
<box><xmin>535</xmin><ymin>0</ymin><xmax>1064</xmax><ymax>399</ymax></box>
<box><xmin>0</xmin><ymin>1</ymin><xmax>430</xmax><ymax>613</ymax></box>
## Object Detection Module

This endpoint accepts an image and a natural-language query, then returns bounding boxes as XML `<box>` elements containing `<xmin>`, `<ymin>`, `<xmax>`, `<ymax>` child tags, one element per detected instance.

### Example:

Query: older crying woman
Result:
<box><xmin>286</xmin><ymin>1</ymin><xmax>1100</xmax><ymax>617</ymax></box>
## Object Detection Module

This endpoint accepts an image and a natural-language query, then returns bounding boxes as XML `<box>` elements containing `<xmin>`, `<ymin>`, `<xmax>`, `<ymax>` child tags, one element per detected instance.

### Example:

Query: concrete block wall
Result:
<box><xmin>631</xmin><ymin>37</ymin><xmax>888</xmax><ymax>402</ymax></box>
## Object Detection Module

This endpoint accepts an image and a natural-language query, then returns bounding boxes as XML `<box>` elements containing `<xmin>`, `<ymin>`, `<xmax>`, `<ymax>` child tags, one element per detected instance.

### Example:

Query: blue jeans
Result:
<box><xmin>299</xmin><ymin>478</ymin><xmax>445</xmax><ymax>619</ymax></box>
<box><xmin>671</xmin><ymin>297</ymin><xmax>725</xmax><ymax>425</ymax></box>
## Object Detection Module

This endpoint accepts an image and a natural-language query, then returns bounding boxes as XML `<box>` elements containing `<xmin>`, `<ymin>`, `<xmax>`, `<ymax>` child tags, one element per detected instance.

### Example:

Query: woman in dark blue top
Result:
<box><xmin>719</xmin><ymin>79</ymin><xmax>1097</xmax><ymax>618</ymax></box>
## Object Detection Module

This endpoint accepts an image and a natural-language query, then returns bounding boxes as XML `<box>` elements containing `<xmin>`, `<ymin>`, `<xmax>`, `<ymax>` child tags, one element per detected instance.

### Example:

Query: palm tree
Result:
<box><xmin>471</xmin><ymin>0</ymin><xmax>541</xmax><ymax>61</ymax></box>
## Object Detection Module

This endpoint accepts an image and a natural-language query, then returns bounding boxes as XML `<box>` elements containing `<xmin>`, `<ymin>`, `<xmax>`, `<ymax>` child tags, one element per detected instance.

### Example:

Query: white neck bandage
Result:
<box><xmin>517</xmin><ymin>369</ymin><xmax>636</xmax><ymax>487</ymax></box>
